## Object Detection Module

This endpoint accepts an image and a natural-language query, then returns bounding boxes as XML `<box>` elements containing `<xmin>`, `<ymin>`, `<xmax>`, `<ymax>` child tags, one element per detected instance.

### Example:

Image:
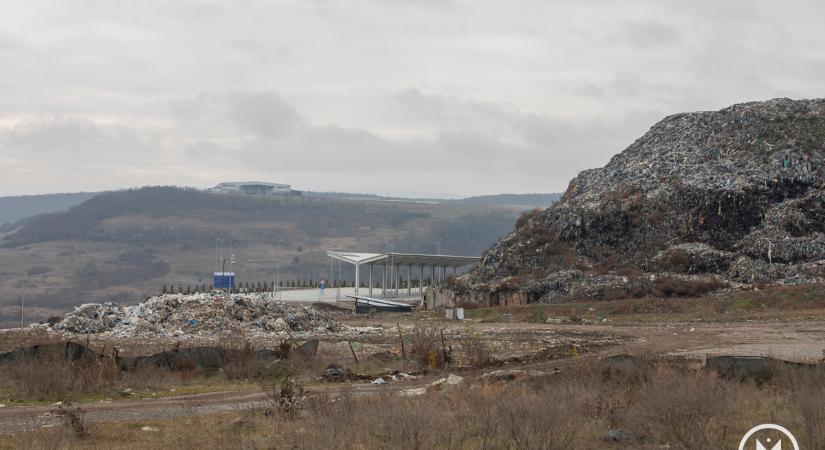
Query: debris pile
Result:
<box><xmin>463</xmin><ymin>98</ymin><xmax>825</xmax><ymax>302</ymax></box>
<box><xmin>51</xmin><ymin>293</ymin><xmax>336</xmax><ymax>338</ymax></box>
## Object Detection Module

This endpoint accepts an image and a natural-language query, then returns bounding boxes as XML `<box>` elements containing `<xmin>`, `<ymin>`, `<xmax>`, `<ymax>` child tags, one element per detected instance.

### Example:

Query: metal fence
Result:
<box><xmin>271</xmin><ymin>287</ymin><xmax>421</xmax><ymax>303</ymax></box>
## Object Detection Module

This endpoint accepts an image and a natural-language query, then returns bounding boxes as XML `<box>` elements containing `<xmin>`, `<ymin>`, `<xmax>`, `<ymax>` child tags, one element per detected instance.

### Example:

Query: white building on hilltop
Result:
<box><xmin>208</xmin><ymin>181</ymin><xmax>293</xmax><ymax>196</ymax></box>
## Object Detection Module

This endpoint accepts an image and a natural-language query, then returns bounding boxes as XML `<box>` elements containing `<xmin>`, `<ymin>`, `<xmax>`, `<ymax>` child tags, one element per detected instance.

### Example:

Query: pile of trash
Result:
<box><xmin>462</xmin><ymin>98</ymin><xmax>825</xmax><ymax>302</ymax></box>
<box><xmin>51</xmin><ymin>293</ymin><xmax>336</xmax><ymax>338</ymax></box>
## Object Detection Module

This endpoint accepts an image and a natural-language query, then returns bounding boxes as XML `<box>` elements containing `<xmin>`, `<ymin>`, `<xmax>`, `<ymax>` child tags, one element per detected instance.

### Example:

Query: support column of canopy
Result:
<box><xmin>394</xmin><ymin>263</ymin><xmax>400</xmax><ymax>298</ymax></box>
<box><xmin>368</xmin><ymin>264</ymin><xmax>373</xmax><ymax>296</ymax></box>
<box><xmin>419</xmin><ymin>264</ymin><xmax>424</xmax><ymax>296</ymax></box>
<box><xmin>354</xmin><ymin>262</ymin><xmax>360</xmax><ymax>296</ymax></box>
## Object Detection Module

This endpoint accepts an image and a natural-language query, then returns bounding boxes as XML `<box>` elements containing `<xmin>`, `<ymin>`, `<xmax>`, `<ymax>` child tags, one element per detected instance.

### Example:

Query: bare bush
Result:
<box><xmin>515</xmin><ymin>207</ymin><xmax>543</xmax><ymax>230</ymax></box>
<box><xmin>409</xmin><ymin>322</ymin><xmax>445</xmax><ymax>370</ymax></box>
<box><xmin>623</xmin><ymin>370</ymin><xmax>734</xmax><ymax>449</ymax></box>
<box><xmin>791</xmin><ymin>367</ymin><xmax>825</xmax><ymax>449</ymax></box>
<box><xmin>263</xmin><ymin>378</ymin><xmax>306</xmax><ymax>420</ymax></box>
<box><xmin>2</xmin><ymin>351</ymin><xmax>120</xmax><ymax>399</ymax></box>
<box><xmin>665</xmin><ymin>249</ymin><xmax>691</xmax><ymax>272</ymax></box>
<box><xmin>653</xmin><ymin>276</ymin><xmax>727</xmax><ymax>298</ymax></box>
<box><xmin>53</xmin><ymin>401</ymin><xmax>89</xmax><ymax>438</ymax></box>
<box><xmin>461</xmin><ymin>328</ymin><xmax>492</xmax><ymax>369</ymax></box>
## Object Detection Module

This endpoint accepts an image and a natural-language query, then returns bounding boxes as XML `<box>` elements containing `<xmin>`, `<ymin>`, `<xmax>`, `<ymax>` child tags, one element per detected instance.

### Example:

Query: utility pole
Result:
<box><xmin>226</xmin><ymin>239</ymin><xmax>239</xmax><ymax>291</ymax></box>
<box><xmin>221</xmin><ymin>258</ymin><xmax>229</xmax><ymax>292</ymax></box>
<box><xmin>20</xmin><ymin>294</ymin><xmax>24</xmax><ymax>329</ymax></box>
<box><xmin>218</xmin><ymin>238</ymin><xmax>224</xmax><ymax>274</ymax></box>
<box><xmin>215</xmin><ymin>238</ymin><xmax>221</xmax><ymax>274</ymax></box>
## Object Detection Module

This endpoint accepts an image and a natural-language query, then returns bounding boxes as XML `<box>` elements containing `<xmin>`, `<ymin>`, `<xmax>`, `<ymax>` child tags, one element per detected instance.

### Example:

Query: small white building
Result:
<box><xmin>208</xmin><ymin>181</ymin><xmax>292</xmax><ymax>196</ymax></box>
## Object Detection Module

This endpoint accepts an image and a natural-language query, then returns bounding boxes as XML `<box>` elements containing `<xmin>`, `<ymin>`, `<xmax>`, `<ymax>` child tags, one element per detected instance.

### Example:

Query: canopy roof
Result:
<box><xmin>326</xmin><ymin>251</ymin><xmax>480</xmax><ymax>267</ymax></box>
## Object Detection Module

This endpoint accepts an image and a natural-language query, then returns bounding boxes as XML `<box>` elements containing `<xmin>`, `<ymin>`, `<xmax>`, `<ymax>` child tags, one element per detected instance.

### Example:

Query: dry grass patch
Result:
<box><xmin>10</xmin><ymin>358</ymin><xmax>825</xmax><ymax>449</ymax></box>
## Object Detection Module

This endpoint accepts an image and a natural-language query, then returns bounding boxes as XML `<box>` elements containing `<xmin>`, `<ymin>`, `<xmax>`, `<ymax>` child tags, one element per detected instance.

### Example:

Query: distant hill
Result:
<box><xmin>0</xmin><ymin>192</ymin><xmax>99</xmax><ymax>226</ymax></box>
<box><xmin>449</xmin><ymin>193</ymin><xmax>561</xmax><ymax>208</ymax></box>
<box><xmin>0</xmin><ymin>186</ymin><xmax>525</xmax><ymax>326</ymax></box>
<box><xmin>305</xmin><ymin>191</ymin><xmax>562</xmax><ymax>208</ymax></box>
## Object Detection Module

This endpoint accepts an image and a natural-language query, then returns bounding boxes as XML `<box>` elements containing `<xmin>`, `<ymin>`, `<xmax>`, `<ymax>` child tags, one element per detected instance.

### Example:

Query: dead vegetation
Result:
<box><xmin>468</xmin><ymin>283</ymin><xmax>825</xmax><ymax>324</ymax></box>
<box><xmin>2</xmin><ymin>350</ymin><xmax>122</xmax><ymax>399</ymax></box>
<box><xmin>0</xmin><ymin>338</ymin><xmax>299</xmax><ymax>403</ymax></box>
<box><xmin>460</xmin><ymin>327</ymin><xmax>492</xmax><ymax>369</ymax></box>
<box><xmin>651</xmin><ymin>276</ymin><xmax>728</xmax><ymax>298</ymax></box>
<box><xmin>409</xmin><ymin>322</ymin><xmax>447</xmax><ymax>370</ymax></box>
<box><xmin>9</xmin><ymin>359</ymin><xmax>825</xmax><ymax>449</ymax></box>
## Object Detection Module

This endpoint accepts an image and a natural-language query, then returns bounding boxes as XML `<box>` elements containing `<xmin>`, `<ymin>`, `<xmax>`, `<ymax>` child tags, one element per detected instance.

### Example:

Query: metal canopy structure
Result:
<box><xmin>346</xmin><ymin>295</ymin><xmax>414</xmax><ymax>313</ymax></box>
<box><xmin>326</xmin><ymin>251</ymin><xmax>481</xmax><ymax>298</ymax></box>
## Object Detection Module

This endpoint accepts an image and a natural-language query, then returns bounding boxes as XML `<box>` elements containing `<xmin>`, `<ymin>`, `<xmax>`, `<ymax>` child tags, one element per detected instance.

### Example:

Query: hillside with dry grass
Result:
<box><xmin>0</xmin><ymin>187</ymin><xmax>540</xmax><ymax>326</ymax></box>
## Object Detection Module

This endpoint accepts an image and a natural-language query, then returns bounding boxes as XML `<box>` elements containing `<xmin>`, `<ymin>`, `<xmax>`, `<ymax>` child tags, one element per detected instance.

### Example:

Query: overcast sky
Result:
<box><xmin>1</xmin><ymin>1</ymin><xmax>823</xmax><ymax>197</ymax></box>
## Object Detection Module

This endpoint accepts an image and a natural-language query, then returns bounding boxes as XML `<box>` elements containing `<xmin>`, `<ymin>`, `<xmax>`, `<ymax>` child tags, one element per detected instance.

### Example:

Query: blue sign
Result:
<box><xmin>214</xmin><ymin>272</ymin><xmax>235</xmax><ymax>289</ymax></box>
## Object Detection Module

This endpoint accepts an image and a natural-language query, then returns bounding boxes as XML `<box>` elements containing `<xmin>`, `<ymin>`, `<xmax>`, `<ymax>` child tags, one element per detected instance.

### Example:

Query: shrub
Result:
<box><xmin>409</xmin><ymin>322</ymin><xmax>445</xmax><ymax>370</ymax></box>
<box><xmin>515</xmin><ymin>208</ymin><xmax>543</xmax><ymax>230</ymax></box>
<box><xmin>665</xmin><ymin>249</ymin><xmax>690</xmax><ymax>272</ymax></box>
<box><xmin>3</xmin><ymin>350</ymin><xmax>120</xmax><ymax>399</ymax></box>
<box><xmin>263</xmin><ymin>378</ymin><xmax>306</xmax><ymax>421</ymax></box>
<box><xmin>653</xmin><ymin>276</ymin><xmax>727</xmax><ymax>298</ymax></box>
<box><xmin>461</xmin><ymin>328</ymin><xmax>492</xmax><ymax>369</ymax></box>
<box><xmin>623</xmin><ymin>371</ymin><xmax>735</xmax><ymax>449</ymax></box>
<box><xmin>791</xmin><ymin>367</ymin><xmax>825</xmax><ymax>449</ymax></box>
<box><xmin>54</xmin><ymin>402</ymin><xmax>88</xmax><ymax>438</ymax></box>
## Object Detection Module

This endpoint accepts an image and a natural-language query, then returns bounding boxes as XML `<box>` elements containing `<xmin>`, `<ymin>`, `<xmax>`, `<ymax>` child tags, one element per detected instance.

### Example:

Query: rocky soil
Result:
<box><xmin>460</xmin><ymin>98</ymin><xmax>825</xmax><ymax>303</ymax></box>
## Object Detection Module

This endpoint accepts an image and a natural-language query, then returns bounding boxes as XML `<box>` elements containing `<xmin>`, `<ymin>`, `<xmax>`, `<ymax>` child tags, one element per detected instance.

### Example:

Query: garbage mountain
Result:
<box><xmin>50</xmin><ymin>293</ymin><xmax>336</xmax><ymax>338</ymax></box>
<box><xmin>458</xmin><ymin>98</ymin><xmax>825</xmax><ymax>303</ymax></box>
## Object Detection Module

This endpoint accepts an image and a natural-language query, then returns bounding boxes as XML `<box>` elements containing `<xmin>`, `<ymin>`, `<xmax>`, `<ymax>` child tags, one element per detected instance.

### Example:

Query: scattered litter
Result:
<box><xmin>446</xmin><ymin>374</ymin><xmax>464</xmax><ymax>385</ymax></box>
<box><xmin>320</xmin><ymin>363</ymin><xmax>350</xmax><ymax>383</ymax></box>
<box><xmin>604</xmin><ymin>430</ymin><xmax>629</xmax><ymax>443</ymax></box>
<box><xmin>371</xmin><ymin>377</ymin><xmax>387</xmax><ymax>385</ymax></box>
<box><xmin>367</xmin><ymin>351</ymin><xmax>397</xmax><ymax>363</ymax></box>
<box><xmin>429</xmin><ymin>373</ymin><xmax>465</xmax><ymax>390</ymax></box>
<box><xmin>141</xmin><ymin>426</ymin><xmax>160</xmax><ymax>432</ymax></box>
<box><xmin>231</xmin><ymin>417</ymin><xmax>251</xmax><ymax>430</ymax></box>
<box><xmin>399</xmin><ymin>387</ymin><xmax>427</xmax><ymax>397</ymax></box>
<box><xmin>482</xmin><ymin>369</ymin><xmax>540</xmax><ymax>382</ymax></box>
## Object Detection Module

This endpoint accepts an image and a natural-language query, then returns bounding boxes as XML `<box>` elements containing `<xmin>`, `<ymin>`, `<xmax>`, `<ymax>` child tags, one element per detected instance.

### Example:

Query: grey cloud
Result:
<box><xmin>616</xmin><ymin>21</ymin><xmax>682</xmax><ymax>48</ymax></box>
<box><xmin>227</xmin><ymin>91</ymin><xmax>305</xmax><ymax>139</ymax></box>
<box><xmin>1</xmin><ymin>0</ymin><xmax>824</xmax><ymax>196</ymax></box>
<box><xmin>2</xmin><ymin>118</ymin><xmax>159</xmax><ymax>163</ymax></box>
<box><xmin>436</xmin><ymin>129</ymin><xmax>513</xmax><ymax>156</ymax></box>
<box><xmin>169</xmin><ymin>91</ymin><xmax>305</xmax><ymax>139</ymax></box>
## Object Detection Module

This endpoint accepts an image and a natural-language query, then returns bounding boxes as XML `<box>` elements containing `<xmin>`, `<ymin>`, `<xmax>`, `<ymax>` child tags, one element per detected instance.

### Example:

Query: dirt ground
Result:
<box><xmin>2</xmin><ymin>306</ymin><xmax>825</xmax><ymax>436</ymax></box>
